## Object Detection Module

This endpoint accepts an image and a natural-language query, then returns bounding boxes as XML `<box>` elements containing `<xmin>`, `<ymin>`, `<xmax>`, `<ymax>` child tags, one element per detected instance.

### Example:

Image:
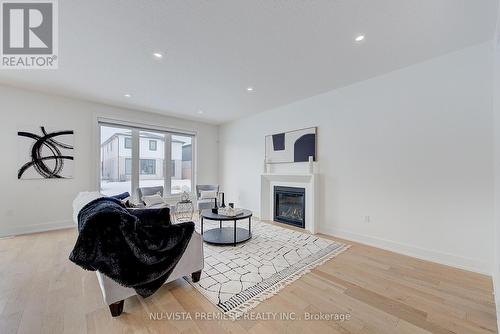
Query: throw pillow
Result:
<box><xmin>143</xmin><ymin>194</ymin><xmax>165</xmax><ymax>207</ymax></box>
<box><xmin>111</xmin><ymin>192</ymin><xmax>130</xmax><ymax>200</ymax></box>
<box><xmin>126</xmin><ymin>200</ymin><xmax>146</xmax><ymax>208</ymax></box>
<box><xmin>200</xmin><ymin>190</ymin><xmax>217</xmax><ymax>199</ymax></box>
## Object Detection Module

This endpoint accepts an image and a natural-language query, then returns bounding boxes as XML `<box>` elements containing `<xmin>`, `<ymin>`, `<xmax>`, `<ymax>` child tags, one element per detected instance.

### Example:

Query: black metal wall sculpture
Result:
<box><xmin>18</xmin><ymin>126</ymin><xmax>74</xmax><ymax>179</ymax></box>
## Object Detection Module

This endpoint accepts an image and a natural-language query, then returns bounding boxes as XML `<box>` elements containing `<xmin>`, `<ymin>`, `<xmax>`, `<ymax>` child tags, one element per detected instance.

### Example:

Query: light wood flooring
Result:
<box><xmin>0</xmin><ymin>220</ymin><xmax>497</xmax><ymax>334</ymax></box>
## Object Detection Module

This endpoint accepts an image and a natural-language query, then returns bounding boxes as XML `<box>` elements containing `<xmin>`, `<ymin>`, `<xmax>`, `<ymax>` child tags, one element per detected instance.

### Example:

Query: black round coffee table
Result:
<box><xmin>200</xmin><ymin>209</ymin><xmax>252</xmax><ymax>246</ymax></box>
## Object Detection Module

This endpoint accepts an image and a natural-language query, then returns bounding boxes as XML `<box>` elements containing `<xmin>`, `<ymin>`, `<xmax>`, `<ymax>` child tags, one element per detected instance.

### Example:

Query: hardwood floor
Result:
<box><xmin>0</xmin><ymin>221</ymin><xmax>497</xmax><ymax>334</ymax></box>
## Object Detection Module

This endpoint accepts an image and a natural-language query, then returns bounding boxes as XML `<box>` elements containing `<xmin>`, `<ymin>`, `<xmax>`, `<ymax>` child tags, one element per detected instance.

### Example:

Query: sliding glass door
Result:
<box><xmin>99</xmin><ymin>122</ymin><xmax>194</xmax><ymax>197</ymax></box>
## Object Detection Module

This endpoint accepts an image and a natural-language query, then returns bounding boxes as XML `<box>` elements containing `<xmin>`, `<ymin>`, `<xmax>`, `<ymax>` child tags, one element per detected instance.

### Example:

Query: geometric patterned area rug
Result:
<box><xmin>186</xmin><ymin>220</ymin><xmax>350</xmax><ymax>319</ymax></box>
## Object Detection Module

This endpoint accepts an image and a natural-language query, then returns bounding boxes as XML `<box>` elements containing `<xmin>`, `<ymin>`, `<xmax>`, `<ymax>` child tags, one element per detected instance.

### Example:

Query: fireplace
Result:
<box><xmin>274</xmin><ymin>186</ymin><xmax>305</xmax><ymax>228</ymax></box>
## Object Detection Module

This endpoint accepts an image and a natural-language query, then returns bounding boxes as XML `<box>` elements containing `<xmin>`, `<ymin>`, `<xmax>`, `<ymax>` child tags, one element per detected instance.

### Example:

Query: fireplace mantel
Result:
<box><xmin>260</xmin><ymin>173</ymin><xmax>319</xmax><ymax>234</ymax></box>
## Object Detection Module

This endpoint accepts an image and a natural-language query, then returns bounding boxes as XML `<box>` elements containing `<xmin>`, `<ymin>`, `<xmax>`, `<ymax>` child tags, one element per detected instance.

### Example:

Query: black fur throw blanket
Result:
<box><xmin>69</xmin><ymin>197</ymin><xmax>194</xmax><ymax>298</ymax></box>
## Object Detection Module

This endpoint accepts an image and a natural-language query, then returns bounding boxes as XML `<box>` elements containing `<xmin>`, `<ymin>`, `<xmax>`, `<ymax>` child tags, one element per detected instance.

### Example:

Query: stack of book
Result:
<box><xmin>218</xmin><ymin>207</ymin><xmax>244</xmax><ymax>217</ymax></box>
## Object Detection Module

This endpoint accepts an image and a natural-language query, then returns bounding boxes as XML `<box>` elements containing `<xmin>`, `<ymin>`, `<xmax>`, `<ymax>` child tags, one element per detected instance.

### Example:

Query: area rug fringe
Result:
<box><xmin>223</xmin><ymin>243</ymin><xmax>350</xmax><ymax>320</ymax></box>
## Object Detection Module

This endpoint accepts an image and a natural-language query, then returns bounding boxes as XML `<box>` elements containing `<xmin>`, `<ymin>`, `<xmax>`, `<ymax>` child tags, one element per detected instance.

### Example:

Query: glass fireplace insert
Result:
<box><xmin>273</xmin><ymin>186</ymin><xmax>305</xmax><ymax>228</ymax></box>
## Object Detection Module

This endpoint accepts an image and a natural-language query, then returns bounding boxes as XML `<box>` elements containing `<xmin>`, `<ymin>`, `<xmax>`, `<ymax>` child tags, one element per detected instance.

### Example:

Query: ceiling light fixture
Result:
<box><xmin>124</xmin><ymin>94</ymin><xmax>131</xmax><ymax>98</ymax></box>
<box><xmin>198</xmin><ymin>110</ymin><xmax>204</xmax><ymax>114</ymax></box>
<box><xmin>153</xmin><ymin>52</ymin><xmax>163</xmax><ymax>59</ymax></box>
<box><xmin>354</xmin><ymin>34</ymin><xmax>365</xmax><ymax>42</ymax></box>
<box><xmin>247</xmin><ymin>87</ymin><xmax>254</xmax><ymax>92</ymax></box>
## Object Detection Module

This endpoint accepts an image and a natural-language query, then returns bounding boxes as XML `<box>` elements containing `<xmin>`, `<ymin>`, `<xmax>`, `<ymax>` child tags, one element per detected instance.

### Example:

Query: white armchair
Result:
<box><xmin>72</xmin><ymin>192</ymin><xmax>204</xmax><ymax>317</ymax></box>
<box><xmin>97</xmin><ymin>233</ymin><xmax>203</xmax><ymax>316</ymax></box>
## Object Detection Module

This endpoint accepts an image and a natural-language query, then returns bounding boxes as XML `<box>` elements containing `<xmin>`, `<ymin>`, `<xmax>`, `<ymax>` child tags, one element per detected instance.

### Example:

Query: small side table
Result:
<box><xmin>174</xmin><ymin>200</ymin><xmax>194</xmax><ymax>222</ymax></box>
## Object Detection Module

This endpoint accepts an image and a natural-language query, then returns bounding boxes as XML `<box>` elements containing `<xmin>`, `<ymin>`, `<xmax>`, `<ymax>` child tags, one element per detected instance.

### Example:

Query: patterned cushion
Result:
<box><xmin>200</xmin><ymin>190</ymin><xmax>217</xmax><ymax>199</ymax></box>
<box><xmin>143</xmin><ymin>194</ymin><xmax>165</xmax><ymax>207</ymax></box>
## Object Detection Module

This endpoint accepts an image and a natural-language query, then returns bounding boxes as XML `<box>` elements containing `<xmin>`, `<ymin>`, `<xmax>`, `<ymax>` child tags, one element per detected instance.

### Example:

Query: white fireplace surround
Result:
<box><xmin>260</xmin><ymin>173</ymin><xmax>318</xmax><ymax>234</ymax></box>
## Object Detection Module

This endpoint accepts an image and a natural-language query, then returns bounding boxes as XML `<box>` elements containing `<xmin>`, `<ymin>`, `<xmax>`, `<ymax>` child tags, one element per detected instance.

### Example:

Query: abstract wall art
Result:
<box><xmin>17</xmin><ymin>126</ymin><xmax>74</xmax><ymax>179</ymax></box>
<box><xmin>265</xmin><ymin>127</ymin><xmax>316</xmax><ymax>164</ymax></box>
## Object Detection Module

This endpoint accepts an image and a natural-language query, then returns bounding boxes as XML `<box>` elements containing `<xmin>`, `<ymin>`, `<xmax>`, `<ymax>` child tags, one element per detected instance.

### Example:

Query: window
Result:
<box><xmin>171</xmin><ymin>135</ymin><xmax>192</xmax><ymax>194</ymax></box>
<box><xmin>127</xmin><ymin>158</ymin><xmax>155</xmax><ymax>175</ymax></box>
<box><xmin>140</xmin><ymin>159</ymin><xmax>156</xmax><ymax>175</ymax></box>
<box><xmin>100</xmin><ymin>125</ymin><xmax>132</xmax><ymax>195</ymax></box>
<box><xmin>99</xmin><ymin>121</ymin><xmax>195</xmax><ymax>197</ymax></box>
<box><xmin>139</xmin><ymin>131</ymin><xmax>164</xmax><ymax>191</ymax></box>
<box><xmin>149</xmin><ymin>140</ymin><xmax>157</xmax><ymax>151</ymax></box>
<box><xmin>124</xmin><ymin>137</ymin><xmax>132</xmax><ymax>149</ymax></box>
<box><xmin>125</xmin><ymin>158</ymin><xmax>132</xmax><ymax>175</ymax></box>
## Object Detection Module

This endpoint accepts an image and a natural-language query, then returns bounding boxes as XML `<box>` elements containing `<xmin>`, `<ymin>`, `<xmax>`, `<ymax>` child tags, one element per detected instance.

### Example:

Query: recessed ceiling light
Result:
<box><xmin>197</xmin><ymin>110</ymin><xmax>204</xmax><ymax>114</ymax></box>
<box><xmin>247</xmin><ymin>87</ymin><xmax>254</xmax><ymax>92</ymax></box>
<box><xmin>354</xmin><ymin>34</ymin><xmax>365</xmax><ymax>42</ymax></box>
<box><xmin>124</xmin><ymin>94</ymin><xmax>131</xmax><ymax>98</ymax></box>
<box><xmin>153</xmin><ymin>52</ymin><xmax>163</xmax><ymax>59</ymax></box>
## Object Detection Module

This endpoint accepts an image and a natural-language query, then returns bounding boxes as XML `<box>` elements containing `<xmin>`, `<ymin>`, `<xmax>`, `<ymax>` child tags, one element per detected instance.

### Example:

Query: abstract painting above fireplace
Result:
<box><xmin>265</xmin><ymin>127</ymin><xmax>316</xmax><ymax>164</ymax></box>
<box><xmin>274</xmin><ymin>186</ymin><xmax>305</xmax><ymax>228</ymax></box>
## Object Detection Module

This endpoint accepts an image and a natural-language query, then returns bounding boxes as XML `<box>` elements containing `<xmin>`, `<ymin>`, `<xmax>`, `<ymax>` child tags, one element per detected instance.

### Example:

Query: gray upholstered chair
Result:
<box><xmin>137</xmin><ymin>186</ymin><xmax>164</xmax><ymax>200</ymax></box>
<box><xmin>196</xmin><ymin>185</ymin><xmax>219</xmax><ymax>212</ymax></box>
<box><xmin>136</xmin><ymin>186</ymin><xmax>166</xmax><ymax>208</ymax></box>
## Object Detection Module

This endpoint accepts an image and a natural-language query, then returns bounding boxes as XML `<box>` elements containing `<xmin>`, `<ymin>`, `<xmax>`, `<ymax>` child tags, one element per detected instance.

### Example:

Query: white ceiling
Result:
<box><xmin>0</xmin><ymin>0</ymin><xmax>498</xmax><ymax>124</ymax></box>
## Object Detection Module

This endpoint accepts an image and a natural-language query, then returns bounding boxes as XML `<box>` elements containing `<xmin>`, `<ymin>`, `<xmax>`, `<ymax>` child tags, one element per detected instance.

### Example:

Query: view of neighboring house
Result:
<box><xmin>100</xmin><ymin>131</ymin><xmax>192</xmax><ymax>185</ymax></box>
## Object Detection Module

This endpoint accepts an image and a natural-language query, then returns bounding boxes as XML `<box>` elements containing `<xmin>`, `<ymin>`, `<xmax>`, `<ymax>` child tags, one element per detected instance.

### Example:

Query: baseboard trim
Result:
<box><xmin>0</xmin><ymin>220</ymin><xmax>75</xmax><ymax>238</ymax></box>
<box><xmin>319</xmin><ymin>226</ymin><xmax>491</xmax><ymax>276</ymax></box>
<box><xmin>493</xmin><ymin>271</ymin><xmax>500</xmax><ymax>332</ymax></box>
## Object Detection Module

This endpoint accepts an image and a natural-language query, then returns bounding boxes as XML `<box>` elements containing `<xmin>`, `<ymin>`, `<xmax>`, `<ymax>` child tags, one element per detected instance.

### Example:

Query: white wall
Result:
<box><xmin>219</xmin><ymin>42</ymin><xmax>495</xmax><ymax>274</ymax></box>
<box><xmin>0</xmin><ymin>85</ymin><xmax>219</xmax><ymax>237</ymax></box>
